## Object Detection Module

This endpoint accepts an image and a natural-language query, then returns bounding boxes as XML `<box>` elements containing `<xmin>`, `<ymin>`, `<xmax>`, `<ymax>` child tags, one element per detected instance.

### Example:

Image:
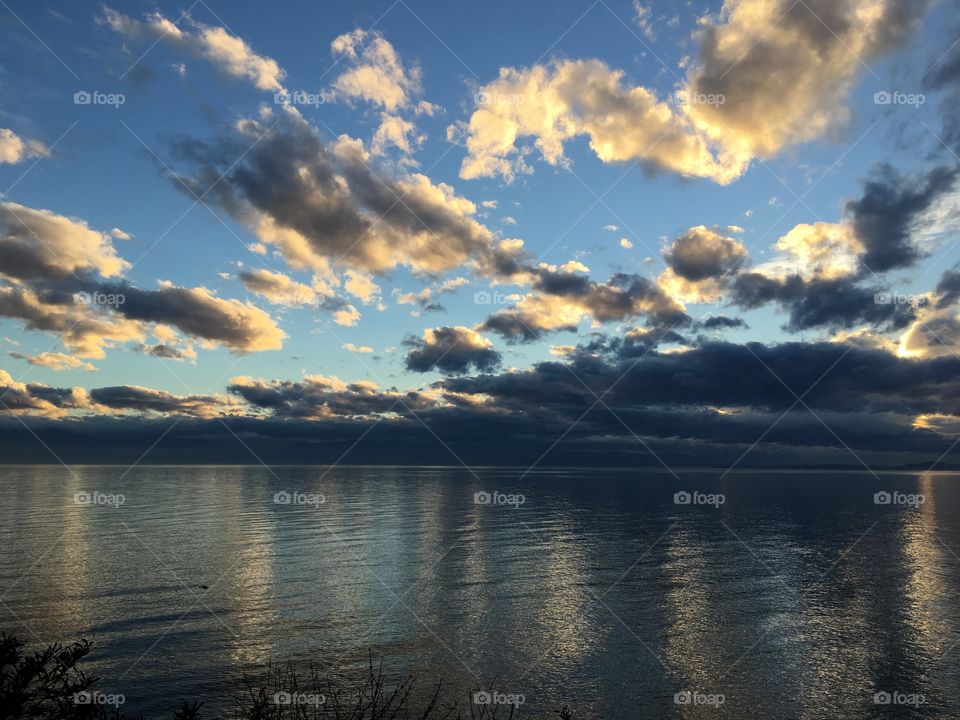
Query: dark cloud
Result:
<box><xmin>89</xmin><ymin>386</ymin><xmax>228</xmax><ymax>417</ymax></box>
<box><xmin>168</xmin><ymin>112</ymin><xmax>523</xmax><ymax>278</ymax></box>
<box><xmin>663</xmin><ymin>227</ymin><xmax>747</xmax><ymax>281</ymax></box>
<box><xmin>6</xmin><ymin>340</ymin><xmax>960</xmax><ymax>467</ymax></box>
<box><xmin>935</xmin><ymin>263</ymin><xmax>960</xmax><ymax>308</ymax></box>
<box><xmin>98</xmin><ymin>281</ymin><xmax>285</xmax><ymax>353</ymax></box>
<box><xmin>846</xmin><ymin>163</ymin><xmax>959</xmax><ymax>273</ymax></box>
<box><xmin>481</xmin><ymin>271</ymin><xmax>689</xmax><ymax>343</ymax></box>
<box><xmin>700</xmin><ymin>315</ymin><xmax>748</xmax><ymax>330</ymax></box>
<box><xmin>134</xmin><ymin>343</ymin><xmax>193</xmax><ymax>361</ymax></box>
<box><xmin>404</xmin><ymin>326</ymin><xmax>502</xmax><ymax>374</ymax></box>
<box><xmin>227</xmin><ymin>375</ymin><xmax>433</xmax><ymax>418</ymax></box>
<box><xmin>731</xmin><ymin>273</ymin><xmax>918</xmax><ymax>331</ymax></box>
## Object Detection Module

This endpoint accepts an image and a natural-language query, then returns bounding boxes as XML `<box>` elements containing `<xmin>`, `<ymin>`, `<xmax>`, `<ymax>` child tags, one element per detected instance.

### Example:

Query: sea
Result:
<box><xmin>0</xmin><ymin>465</ymin><xmax>957</xmax><ymax>718</ymax></box>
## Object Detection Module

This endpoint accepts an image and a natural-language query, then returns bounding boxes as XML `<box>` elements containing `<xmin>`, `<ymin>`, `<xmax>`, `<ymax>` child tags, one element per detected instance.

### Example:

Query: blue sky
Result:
<box><xmin>2</xmin><ymin>0</ymin><xmax>960</xmax><ymax>467</ymax></box>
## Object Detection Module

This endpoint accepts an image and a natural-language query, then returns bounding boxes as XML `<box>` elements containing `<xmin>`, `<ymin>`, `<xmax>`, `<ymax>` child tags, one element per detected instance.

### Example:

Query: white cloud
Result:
<box><xmin>0</xmin><ymin>129</ymin><xmax>47</xmax><ymax>165</ymax></box>
<box><xmin>344</xmin><ymin>270</ymin><xmax>381</xmax><ymax>304</ymax></box>
<box><xmin>102</xmin><ymin>7</ymin><xmax>285</xmax><ymax>91</ymax></box>
<box><xmin>330</xmin><ymin>29</ymin><xmax>421</xmax><ymax>111</ymax></box>
<box><xmin>455</xmin><ymin>0</ymin><xmax>932</xmax><ymax>184</ymax></box>
<box><xmin>9</xmin><ymin>351</ymin><xmax>97</xmax><ymax>372</ymax></box>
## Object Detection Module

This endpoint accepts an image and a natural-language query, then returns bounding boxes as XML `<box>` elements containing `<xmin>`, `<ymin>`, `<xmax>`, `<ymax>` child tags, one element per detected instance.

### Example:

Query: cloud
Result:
<box><xmin>331</xmin><ymin>303</ymin><xmax>361</xmax><ymax>327</ymax></box>
<box><xmin>343</xmin><ymin>270</ymin><xmax>381</xmax><ymax>304</ymax></box>
<box><xmin>846</xmin><ymin>163</ymin><xmax>959</xmax><ymax>273</ymax></box>
<box><xmin>8</xmin><ymin>351</ymin><xmax>96</xmax><ymax>372</ymax></box>
<box><xmin>0</xmin><ymin>369</ymin><xmax>89</xmax><ymax>417</ymax></box>
<box><xmin>633</xmin><ymin>1</ymin><xmax>655</xmax><ymax>40</ymax></box>
<box><xmin>453</xmin><ymin>58</ymin><xmax>745</xmax><ymax>183</ymax></box>
<box><xmin>404</xmin><ymin>326</ymin><xmax>501</xmax><ymax>374</ymax></box>
<box><xmin>0</xmin><ymin>200</ymin><xmax>286</xmax><ymax>359</ymax></box>
<box><xmin>0</xmin><ymin>202</ymin><xmax>129</xmax><ymax>281</ymax></box>
<box><xmin>756</xmin><ymin>222</ymin><xmax>862</xmax><ymax>280</ymax></box>
<box><xmin>371</xmin><ymin>113</ymin><xmax>424</xmax><ymax>156</ymax></box>
<box><xmin>0</xmin><ymin>286</ymin><xmax>145</xmax><ymax>358</ymax></box>
<box><xmin>701</xmin><ymin>315</ymin><xmax>747</xmax><ymax>330</ymax></box>
<box><xmin>686</xmin><ymin>0</ymin><xmax>931</xmax><ymax>165</ymax></box>
<box><xmin>134</xmin><ymin>343</ymin><xmax>197</xmax><ymax>362</ymax></box>
<box><xmin>330</xmin><ymin>29</ymin><xmax>422</xmax><ymax>111</ymax></box>
<box><xmin>716</xmin><ymin>164</ymin><xmax>959</xmax><ymax>325</ymax></box>
<box><xmin>169</xmin><ymin>111</ymin><xmax>525</xmax><ymax>279</ymax></box>
<box><xmin>102</xmin><ymin>282</ymin><xmax>286</xmax><ymax>354</ymax></box>
<box><xmin>101</xmin><ymin>7</ymin><xmax>285</xmax><ymax>91</ymax></box>
<box><xmin>663</xmin><ymin>225</ymin><xmax>747</xmax><ymax>281</ymax></box>
<box><xmin>89</xmin><ymin>385</ymin><xmax>236</xmax><ymax>418</ymax></box>
<box><xmin>730</xmin><ymin>273</ymin><xmax>918</xmax><ymax>331</ymax></box>
<box><xmin>10</xmin><ymin>338</ymin><xmax>960</xmax><ymax>466</ymax></box>
<box><xmin>228</xmin><ymin>373</ymin><xmax>431</xmax><ymax>419</ymax></box>
<box><xmin>343</xmin><ymin>343</ymin><xmax>374</xmax><ymax>353</ymax></box>
<box><xmin>455</xmin><ymin>0</ymin><xmax>933</xmax><ymax>184</ymax></box>
<box><xmin>0</xmin><ymin>129</ymin><xmax>47</xmax><ymax>164</ymax></box>
<box><xmin>482</xmin><ymin>269</ymin><xmax>687</xmax><ymax>341</ymax></box>
<box><xmin>897</xmin><ymin>305</ymin><xmax>960</xmax><ymax>359</ymax></box>
<box><xmin>238</xmin><ymin>268</ymin><xmax>316</xmax><ymax>306</ymax></box>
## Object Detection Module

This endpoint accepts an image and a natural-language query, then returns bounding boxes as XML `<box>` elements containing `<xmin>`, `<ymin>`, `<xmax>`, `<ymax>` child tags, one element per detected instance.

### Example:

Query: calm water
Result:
<box><xmin>1</xmin><ymin>465</ymin><xmax>959</xmax><ymax>718</ymax></box>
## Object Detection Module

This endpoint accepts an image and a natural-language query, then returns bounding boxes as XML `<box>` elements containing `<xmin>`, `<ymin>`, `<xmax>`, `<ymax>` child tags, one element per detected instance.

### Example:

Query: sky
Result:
<box><xmin>2</xmin><ymin>0</ymin><xmax>960</xmax><ymax>467</ymax></box>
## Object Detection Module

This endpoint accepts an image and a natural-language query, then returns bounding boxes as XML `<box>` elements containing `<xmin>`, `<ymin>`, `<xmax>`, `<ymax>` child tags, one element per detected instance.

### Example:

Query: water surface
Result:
<box><xmin>1</xmin><ymin>465</ymin><xmax>958</xmax><ymax>718</ymax></box>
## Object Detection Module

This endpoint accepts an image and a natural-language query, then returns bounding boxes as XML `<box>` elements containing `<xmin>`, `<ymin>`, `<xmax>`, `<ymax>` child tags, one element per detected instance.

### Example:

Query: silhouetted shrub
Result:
<box><xmin>1</xmin><ymin>635</ymin><xmax>563</xmax><ymax>719</ymax></box>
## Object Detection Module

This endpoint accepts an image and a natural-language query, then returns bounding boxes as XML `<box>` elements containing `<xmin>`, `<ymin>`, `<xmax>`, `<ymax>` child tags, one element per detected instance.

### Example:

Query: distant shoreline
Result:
<box><xmin>1</xmin><ymin>463</ymin><xmax>959</xmax><ymax>473</ymax></box>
